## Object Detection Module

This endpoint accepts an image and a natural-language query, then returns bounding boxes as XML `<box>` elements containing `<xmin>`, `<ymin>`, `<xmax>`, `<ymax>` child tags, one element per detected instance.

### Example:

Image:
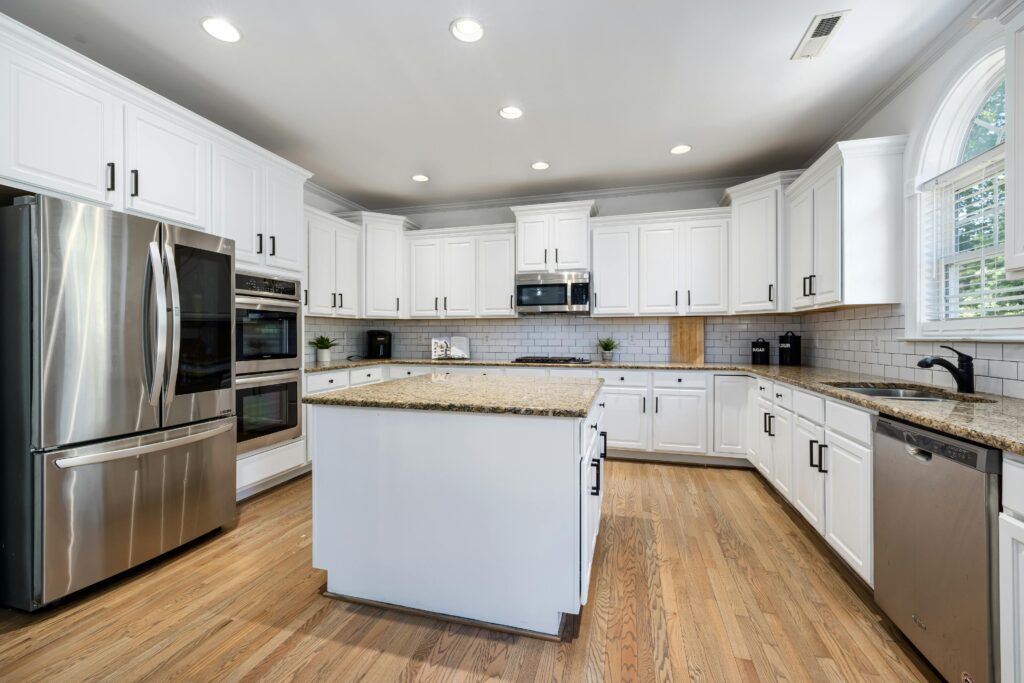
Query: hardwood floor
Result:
<box><xmin>0</xmin><ymin>461</ymin><xmax>938</xmax><ymax>682</ymax></box>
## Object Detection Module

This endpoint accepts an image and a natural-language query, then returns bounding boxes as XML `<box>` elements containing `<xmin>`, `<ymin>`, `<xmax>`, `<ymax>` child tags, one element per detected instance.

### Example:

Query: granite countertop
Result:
<box><xmin>303</xmin><ymin>373</ymin><xmax>605</xmax><ymax>418</ymax></box>
<box><xmin>304</xmin><ymin>358</ymin><xmax>1024</xmax><ymax>453</ymax></box>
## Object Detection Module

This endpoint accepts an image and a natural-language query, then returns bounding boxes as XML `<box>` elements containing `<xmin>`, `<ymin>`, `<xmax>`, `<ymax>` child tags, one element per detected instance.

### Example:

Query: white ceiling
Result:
<box><xmin>0</xmin><ymin>1</ymin><xmax>969</xmax><ymax>209</ymax></box>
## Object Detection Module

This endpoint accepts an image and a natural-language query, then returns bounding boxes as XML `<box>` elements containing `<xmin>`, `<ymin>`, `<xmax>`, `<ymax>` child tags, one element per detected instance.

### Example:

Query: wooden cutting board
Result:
<box><xmin>670</xmin><ymin>317</ymin><xmax>704</xmax><ymax>364</ymax></box>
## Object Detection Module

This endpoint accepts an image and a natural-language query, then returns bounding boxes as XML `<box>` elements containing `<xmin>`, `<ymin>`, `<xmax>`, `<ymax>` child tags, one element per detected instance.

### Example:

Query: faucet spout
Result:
<box><xmin>917</xmin><ymin>345</ymin><xmax>975</xmax><ymax>394</ymax></box>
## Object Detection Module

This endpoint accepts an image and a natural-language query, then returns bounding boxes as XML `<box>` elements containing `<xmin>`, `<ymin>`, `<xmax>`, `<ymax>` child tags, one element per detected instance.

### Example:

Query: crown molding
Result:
<box><xmin>304</xmin><ymin>182</ymin><xmax>365</xmax><ymax>212</ymax></box>
<box><xmin>590</xmin><ymin>206</ymin><xmax>730</xmax><ymax>227</ymax></box>
<box><xmin>373</xmin><ymin>175</ymin><xmax>759</xmax><ymax>216</ymax></box>
<box><xmin>720</xmin><ymin>170</ymin><xmax>804</xmax><ymax>205</ymax></box>
<box><xmin>804</xmin><ymin>2</ymin><xmax>989</xmax><ymax>167</ymax></box>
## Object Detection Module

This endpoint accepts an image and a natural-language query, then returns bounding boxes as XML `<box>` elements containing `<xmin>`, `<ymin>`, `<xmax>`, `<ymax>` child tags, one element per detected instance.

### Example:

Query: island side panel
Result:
<box><xmin>311</xmin><ymin>405</ymin><xmax>581</xmax><ymax>636</ymax></box>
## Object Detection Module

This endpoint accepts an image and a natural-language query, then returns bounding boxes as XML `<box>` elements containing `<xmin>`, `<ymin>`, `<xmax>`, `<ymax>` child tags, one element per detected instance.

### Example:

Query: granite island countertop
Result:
<box><xmin>304</xmin><ymin>358</ymin><xmax>1024</xmax><ymax>453</ymax></box>
<box><xmin>303</xmin><ymin>372</ymin><xmax>604</xmax><ymax>418</ymax></box>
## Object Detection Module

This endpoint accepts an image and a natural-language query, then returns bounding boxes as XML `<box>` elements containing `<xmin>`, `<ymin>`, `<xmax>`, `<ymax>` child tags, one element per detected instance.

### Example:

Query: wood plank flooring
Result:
<box><xmin>0</xmin><ymin>462</ymin><xmax>938</xmax><ymax>682</ymax></box>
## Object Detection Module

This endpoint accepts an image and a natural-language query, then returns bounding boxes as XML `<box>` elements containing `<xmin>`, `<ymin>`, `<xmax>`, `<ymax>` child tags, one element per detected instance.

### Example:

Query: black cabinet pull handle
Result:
<box><xmin>687</xmin><ymin>290</ymin><xmax>691</xmax><ymax>306</ymax></box>
<box><xmin>599</xmin><ymin>402</ymin><xmax>605</xmax><ymax>408</ymax></box>
<box><xmin>257</xmin><ymin>233</ymin><xmax>263</xmax><ymax>254</ymax></box>
<box><xmin>763</xmin><ymin>412</ymin><xmax>769</xmax><ymax>433</ymax></box>
<box><xmin>434</xmin><ymin>296</ymin><xmax>438</xmax><ymax>311</ymax></box>
<box><xmin>642</xmin><ymin>396</ymin><xmax>646</xmax><ymax>413</ymax></box>
<box><xmin>768</xmin><ymin>284</ymin><xmax>774</xmax><ymax>303</ymax></box>
<box><xmin>600</xmin><ymin>430</ymin><xmax>607</xmax><ymax>459</ymax></box>
<box><xmin>590</xmin><ymin>458</ymin><xmax>601</xmax><ymax>496</ymax></box>
<box><xmin>677</xmin><ymin>378</ymin><xmax>682</xmax><ymax>382</ymax></box>
<box><xmin>107</xmin><ymin>162</ymin><xmax>116</xmax><ymax>191</ymax></box>
<box><xmin>270</xmin><ymin>235</ymin><xmax>276</xmax><ymax>256</ymax></box>
<box><xmin>303</xmin><ymin>289</ymin><xmax>307</xmax><ymax>306</ymax></box>
<box><xmin>130</xmin><ymin>169</ymin><xmax>139</xmax><ymax>197</ymax></box>
<box><xmin>809</xmin><ymin>275</ymin><xmax>816</xmax><ymax>296</ymax></box>
<box><xmin>591</xmin><ymin>423</ymin><xmax>599</xmax><ymax>431</ymax></box>
<box><xmin>332</xmin><ymin>293</ymin><xmax>336</xmax><ymax>308</ymax></box>
<box><xmin>675</xmin><ymin>290</ymin><xmax>679</xmax><ymax>306</ymax></box>
<box><xmin>544</xmin><ymin>248</ymin><xmax>547</xmax><ymax>264</ymax></box>
<box><xmin>555</xmin><ymin>248</ymin><xmax>559</xmax><ymax>263</ymax></box>
<box><xmin>802</xmin><ymin>276</ymin><xmax>809</xmax><ymax>297</ymax></box>
<box><xmin>444</xmin><ymin>296</ymin><xmax>447</xmax><ymax>311</ymax></box>
<box><xmin>768</xmin><ymin>414</ymin><xmax>774</xmax><ymax>437</ymax></box>
<box><xmin>328</xmin><ymin>379</ymin><xmax>334</xmax><ymax>384</ymax></box>
<box><xmin>339</xmin><ymin>292</ymin><xmax>343</xmax><ymax>308</ymax></box>
<box><xmin>817</xmin><ymin>444</ymin><xmax>828</xmax><ymax>473</ymax></box>
<box><xmin>655</xmin><ymin>396</ymin><xmax>660</xmax><ymax>413</ymax></box>
<box><xmin>510</xmin><ymin>294</ymin><xmax>513</xmax><ymax>309</ymax></box>
<box><xmin>776</xmin><ymin>392</ymin><xmax>782</xmax><ymax>399</ymax></box>
<box><xmin>809</xmin><ymin>439</ymin><xmax>819</xmax><ymax>469</ymax></box>
<box><xmin>396</xmin><ymin>297</ymin><xmax>400</xmax><ymax>311</ymax></box>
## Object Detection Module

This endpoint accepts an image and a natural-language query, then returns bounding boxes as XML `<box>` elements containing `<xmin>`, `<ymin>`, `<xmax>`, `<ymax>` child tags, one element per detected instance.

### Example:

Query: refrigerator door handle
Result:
<box><xmin>163</xmin><ymin>240</ymin><xmax>182</xmax><ymax>410</ymax></box>
<box><xmin>146</xmin><ymin>241</ymin><xmax>167</xmax><ymax>406</ymax></box>
<box><xmin>53</xmin><ymin>420</ymin><xmax>235</xmax><ymax>469</ymax></box>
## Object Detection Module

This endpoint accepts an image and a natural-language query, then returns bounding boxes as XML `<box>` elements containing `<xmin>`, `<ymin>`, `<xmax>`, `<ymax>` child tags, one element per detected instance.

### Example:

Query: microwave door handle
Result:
<box><xmin>145</xmin><ymin>242</ymin><xmax>167</xmax><ymax>406</ymax></box>
<box><xmin>163</xmin><ymin>240</ymin><xmax>181</xmax><ymax>410</ymax></box>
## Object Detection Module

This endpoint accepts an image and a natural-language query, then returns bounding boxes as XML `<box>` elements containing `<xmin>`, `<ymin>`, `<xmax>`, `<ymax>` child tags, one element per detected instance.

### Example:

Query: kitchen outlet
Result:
<box><xmin>873</xmin><ymin>334</ymin><xmax>884</xmax><ymax>352</ymax></box>
<box><xmin>628</xmin><ymin>333</ymin><xmax>642</xmax><ymax>344</ymax></box>
<box><xmin>722</xmin><ymin>332</ymin><xmax>732</xmax><ymax>345</ymax></box>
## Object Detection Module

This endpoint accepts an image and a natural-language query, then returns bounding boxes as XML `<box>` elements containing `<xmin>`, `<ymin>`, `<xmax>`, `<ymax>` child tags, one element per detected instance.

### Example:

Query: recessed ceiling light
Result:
<box><xmin>499</xmin><ymin>106</ymin><xmax>523</xmax><ymax>120</ymax></box>
<box><xmin>531</xmin><ymin>161</ymin><xmax>550</xmax><ymax>170</ymax></box>
<box><xmin>201</xmin><ymin>17</ymin><xmax>241</xmax><ymax>43</ymax></box>
<box><xmin>670</xmin><ymin>144</ymin><xmax>692</xmax><ymax>155</ymax></box>
<box><xmin>412</xmin><ymin>174</ymin><xmax>429</xmax><ymax>182</ymax></box>
<box><xmin>450</xmin><ymin>18</ymin><xmax>484</xmax><ymax>43</ymax></box>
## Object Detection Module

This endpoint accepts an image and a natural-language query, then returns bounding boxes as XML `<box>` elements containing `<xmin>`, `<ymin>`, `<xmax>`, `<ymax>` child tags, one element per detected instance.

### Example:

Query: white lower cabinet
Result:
<box><xmin>792</xmin><ymin>416</ymin><xmax>826</xmax><ymax>533</ymax></box>
<box><xmin>823</xmin><ymin>428</ymin><xmax>873</xmax><ymax>584</ymax></box>
<box><xmin>754</xmin><ymin>396</ymin><xmax>773</xmax><ymax>478</ymax></box>
<box><xmin>651</xmin><ymin>389</ymin><xmax>707</xmax><ymax>453</ymax></box>
<box><xmin>770</xmin><ymin>405</ymin><xmax>793</xmax><ymax>501</ymax></box>
<box><xmin>601</xmin><ymin>387</ymin><xmax>649</xmax><ymax>451</ymax></box>
<box><xmin>1001</xmin><ymin>512</ymin><xmax>1024</xmax><ymax>682</ymax></box>
<box><xmin>713</xmin><ymin>375</ymin><xmax>748</xmax><ymax>454</ymax></box>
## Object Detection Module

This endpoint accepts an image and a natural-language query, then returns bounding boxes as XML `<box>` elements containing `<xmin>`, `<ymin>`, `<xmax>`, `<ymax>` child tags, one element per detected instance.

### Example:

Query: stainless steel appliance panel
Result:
<box><xmin>39</xmin><ymin>417</ymin><xmax>236</xmax><ymax>605</ymax></box>
<box><xmin>235</xmin><ymin>371</ymin><xmax>302</xmax><ymax>455</ymax></box>
<box><xmin>162</xmin><ymin>224</ymin><xmax>235</xmax><ymax>428</ymax></box>
<box><xmin>35</xmin><ymin>196</ymin><xmax>163</xmax><ymax>449</ymax></box>
<box><xmin>234</xmin><ymin>295</ymin><xmax>301</xmax><ymax>374</ymax></box>
<box><xmin>515</xmin><ymin>271</ymin><xmax>590</xmax><ymax>314</ymax></box>
<box><xmin>873</xmin><ymin>418</ymin><xmax>998</xmax><ymax>683</ymax></box>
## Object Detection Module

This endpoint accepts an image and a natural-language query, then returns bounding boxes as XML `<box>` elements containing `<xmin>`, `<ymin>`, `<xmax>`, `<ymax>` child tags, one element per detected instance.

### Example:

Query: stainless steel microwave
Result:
<box><xmin>515</xmin><ymin>271</ymin><xmax>591</xmax><ymax>314</ymax></box>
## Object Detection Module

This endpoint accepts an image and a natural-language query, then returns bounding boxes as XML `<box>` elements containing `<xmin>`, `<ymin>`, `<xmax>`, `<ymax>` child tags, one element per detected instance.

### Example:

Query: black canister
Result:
<box><xmin>751</xmin><ymin>338</ymin><xmax>770</xmax><ymax>365</ymax></box>
<box><xmin>779</xmin><ymin>331</ymin><xmax>802</xmax><ymax>366</ymax></box>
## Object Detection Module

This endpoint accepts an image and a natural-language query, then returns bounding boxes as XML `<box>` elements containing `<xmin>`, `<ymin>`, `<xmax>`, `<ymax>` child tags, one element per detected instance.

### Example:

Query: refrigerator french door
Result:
<box><xmin>0</xmin><ymin>194</ymin><xmax>237</xmax><ymax>611</ymax></box>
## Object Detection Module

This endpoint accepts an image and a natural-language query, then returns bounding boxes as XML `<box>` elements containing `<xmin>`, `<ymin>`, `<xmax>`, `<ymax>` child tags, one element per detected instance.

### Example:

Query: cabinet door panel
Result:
<box><xmin>213</xmin><ymin>145</ymin><xmax>262</xmax><ymax>267</ymax></box>
<box><xmin>264</xmin><ymin>166</ymin><xmax>305</xmax><ymax>272</ymax></box>
<box><xmin>824</xmin><ymin>429</ymin><xmax>872</xmax><ymax>583</ymax></box>
<box><xmin>812</xmin><ymin>167</ymin><xmax>842</xmax><ymax>306</ymax></box>
<box><xmin>306</xmin><ymin>214</ymin><xmax>337</xmax><ymax>316</ymax></box>
<box><xmin>443</xmin><ymin>237</ymin><xmax>477</xmax><ymax>317</ymax></box>
<box><xmin>1001</xmin><ymin>512</ymin><xmax>1024</xmax><ymax>682</ymax></box>
<box><xmin>409</xmin><ymin>239</ymin><xmax>442</xmax><ymax>318</ymax></box>
<box><xmin>477</xmin><ymin>234</ymin><xmax>515</xmax><ymax>316</ymax></box>
<box><xmin>365</xmin><ymin>221</ymin><xmax>403</xmax><ymax>317</ymax></box>
<box><xmin>602</xmin><ymin>388</ymin><xmax>649</xmax><ymax>450</ymax></box>
<box><xmin>652</xmin><ymin>389</ymin><xmax>707</xmax><ymax>453</ymax></box>
<box><xmin>731</xmin><ymin>192</ymin><xmax>777</xmax><ymax>312</ymax></box>
<box><xmin>639</xmin><ymin>224</ymin><xmax>679</xmax><ymax>314</ymax></box>
<box><xmin>755</xmin><ymin>397</ymin><xmax>773</xmax><ymax>477</ymax></box>
<box><xmin>335</xmin><ymin>225</ymin><xmax>360</xmax><ymax>316</ymax></box>
<box><xmin>684</xmin><ymin>219</ymin><xmax>728</xmax><ymax>314</ymax></box>
<box><xmin>0</xmin><ymin>48</ymin><xmax>119</xmax><ymax>205</ymax></box>
<box><xmin>788</xmin><ymin>188</ymin><xmax>815</xmax><ymax>310</ymax></box>
<box><xmin>124</xmin><ymin>104</ymin><xmax>210</xmax><ymax>228</ymax></box>
<box><xmin>552</xmin><ymin>213</ymin><xmax>588</xmax><ymax>270</ymax></box>
<box><xmin>592</xmin><ymin>226</ymin><xmax>637</xmax><ymax>315</ymax></box>
<box><xmin>713</xmin><ymin>375</ymin><xmax>748</xmax><ymax>454</ymax></box>
<box><xmin>792</xmin><ymin>417</ymin><xmax>825</xmax><ymax>533</ymax></box>
<box><xmin>770</xmin><ymin>407</ymin><xmax>793</xmax><ymax>501</ymax></box>
<box><xmin>517</xmin><ymin>216</ymin><xmax>549</xmax><ymax>272</ymax></box>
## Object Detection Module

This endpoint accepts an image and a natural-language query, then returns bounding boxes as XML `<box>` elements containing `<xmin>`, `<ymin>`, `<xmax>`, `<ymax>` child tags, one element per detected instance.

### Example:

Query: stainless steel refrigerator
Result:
<box><xmin>0</xmin><ymin>193</ymin><xmax>237</xmax><ymax>611</ymax></box>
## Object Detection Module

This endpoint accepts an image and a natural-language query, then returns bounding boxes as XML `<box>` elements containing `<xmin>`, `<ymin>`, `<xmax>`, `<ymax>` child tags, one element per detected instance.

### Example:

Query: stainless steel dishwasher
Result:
<box><xmin>874</xmin><ymin>417</ymin><xmax>1000</xmax><ymax>683</ymax></box>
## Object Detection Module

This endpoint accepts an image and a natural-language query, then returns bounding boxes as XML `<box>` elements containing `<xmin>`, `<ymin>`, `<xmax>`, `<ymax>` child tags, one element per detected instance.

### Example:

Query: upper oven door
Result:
<box><xmin>235</xmin><ymin>296</ymin><xmax>301</xmax><ymax>374</ymax></box>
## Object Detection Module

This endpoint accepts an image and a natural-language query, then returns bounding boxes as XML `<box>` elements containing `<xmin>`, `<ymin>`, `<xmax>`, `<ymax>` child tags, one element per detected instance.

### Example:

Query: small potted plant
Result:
<box><xmin>597</xmin><ymin>337</ymin><xmax>618</xmax><ymax>362</ymax></box>
<box><xmin>310</xmin><ymin>335</ymin><xmax>339</xmax><ymax>363</ymax></box>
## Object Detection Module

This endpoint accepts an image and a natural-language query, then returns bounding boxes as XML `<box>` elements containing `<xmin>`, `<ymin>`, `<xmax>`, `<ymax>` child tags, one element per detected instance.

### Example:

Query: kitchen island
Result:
<box><xmin>304</xmin><ymin>373</ymin><xmax>606</xmax><ymax>639</ymax></box>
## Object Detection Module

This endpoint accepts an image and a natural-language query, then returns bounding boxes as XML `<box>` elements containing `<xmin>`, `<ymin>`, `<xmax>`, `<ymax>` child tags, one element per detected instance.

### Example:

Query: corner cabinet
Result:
<box><xmin>305</xmin><ymin>208</ymin><xmax>360</xmax><ymax>317</ymax></box>
<box><xmin>723</xmin><ymin>172</ymin><xmax>800</xmax><ymax>313</ymax></box>
<box><xmin>785</xmin><ymin>136</ymin><xmax>906</xmax><ymax>311</ymax></box>
<box><xmin>511</xmin><ymin>200</ymin><xmax>595</xmax><ymax>273</ymax></box>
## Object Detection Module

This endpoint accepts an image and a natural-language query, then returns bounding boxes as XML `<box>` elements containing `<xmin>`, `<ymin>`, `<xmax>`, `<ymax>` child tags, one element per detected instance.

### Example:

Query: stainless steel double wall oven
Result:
<box><xmin>0</xmin><ymin>193</ymin><xmax>237</xmax><ymax>610</ymax></box>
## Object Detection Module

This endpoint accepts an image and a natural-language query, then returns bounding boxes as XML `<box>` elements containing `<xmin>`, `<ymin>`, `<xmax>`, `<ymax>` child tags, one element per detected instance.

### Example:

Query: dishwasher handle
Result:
<box><xmin>905</xmin><ymin>445</ymin><xmax>933</xmax><ymax>463</ymax></box>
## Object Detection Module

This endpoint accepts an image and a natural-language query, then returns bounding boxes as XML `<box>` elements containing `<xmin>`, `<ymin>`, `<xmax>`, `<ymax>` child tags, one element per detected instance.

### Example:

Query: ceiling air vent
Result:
<box><xmin>791</xmin><ymin>10</ymin><xmax>850</xmax><ymax>60</ymax></box>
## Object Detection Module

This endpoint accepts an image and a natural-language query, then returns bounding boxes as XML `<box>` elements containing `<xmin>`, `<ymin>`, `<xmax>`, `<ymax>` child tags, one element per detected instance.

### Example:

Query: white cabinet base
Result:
<box><xmin>236</xmin><ymin>438</ymin><xmax>309</xmax><ymax>501</ymax></box>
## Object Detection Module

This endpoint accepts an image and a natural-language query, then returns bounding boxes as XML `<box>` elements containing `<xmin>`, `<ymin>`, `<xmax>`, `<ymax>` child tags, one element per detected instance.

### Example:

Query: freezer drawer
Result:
<box><xmin>38</xmin><ymin>417</ymin><xmax>236</xmax><ymax>607</ymax></box>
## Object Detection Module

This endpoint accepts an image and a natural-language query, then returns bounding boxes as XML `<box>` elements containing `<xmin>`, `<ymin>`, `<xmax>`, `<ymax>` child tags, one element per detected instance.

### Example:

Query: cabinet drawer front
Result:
<box><xmin>388</xmin><ymin>366</ymin><xmax>431</xmax><ymax>379</ymax></box>
<box><xmin>825</xmin><ymin>400</ymin><xmax>872</xmax><ymax>444</ymax></box>
<box><xmin>755</xmin><ymin>379</ymin><xmax>774</xmax><ymax>398</ymax></box>
<box><xmin>793</xmin><ymin>390</ymin><xmax>824</xmax><ymax>424</ymax></box>
<box><xmin>773</xmin><ymin>384</ymin><xmax>793</xmax><ymax>409</ymax></box>
<box><xmin>350</xmin><ymin>366</ymin><xmax>384</xmax><ymax>385</ymax></box>
<box><xmin>598</xmin><ymin>370</ymin><xmax>649</xmax><ymax>387</ymax></box>
<box><xmin>306</xmin><ymin>371</ymin><xmax>349</xmax><ymax>393</ymax></box>
<box><xmin>1005</xmin><ymin>456</ymin><xmax>1024</xmax><ymax>517</ymax></box>
<box><xmin>653</xmin><ymin>372</ymin><xmax>707</xmax><ymax>388</ymax></box>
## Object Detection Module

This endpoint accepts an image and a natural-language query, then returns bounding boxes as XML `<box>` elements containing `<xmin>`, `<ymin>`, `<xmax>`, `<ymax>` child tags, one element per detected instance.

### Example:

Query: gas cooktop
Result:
<box><xmin>512</xmin><ymin>356</ymin><xmax>592</xmax><ymax>365</ymax></box>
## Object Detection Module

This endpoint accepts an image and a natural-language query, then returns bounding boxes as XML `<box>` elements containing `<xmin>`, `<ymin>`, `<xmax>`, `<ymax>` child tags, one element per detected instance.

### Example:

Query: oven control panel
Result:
<box><xmin>235</xmin><ymin>273</ymin><xmax>300</xmax><ymax>300</ymax></box>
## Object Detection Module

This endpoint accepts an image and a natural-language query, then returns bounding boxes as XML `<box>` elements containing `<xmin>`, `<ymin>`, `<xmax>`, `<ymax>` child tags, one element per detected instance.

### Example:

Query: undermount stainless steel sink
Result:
<box><xmin>839</xmin><ymin>387</ymin><xmax>949</xmax><ymax>401</ymax></box>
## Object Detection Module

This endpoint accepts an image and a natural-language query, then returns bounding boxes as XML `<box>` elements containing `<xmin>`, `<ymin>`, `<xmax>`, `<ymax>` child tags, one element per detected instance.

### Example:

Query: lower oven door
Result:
<box><xmin>235</xmin><ymin>371</ymin><xmax>302</xmax><ymax>455</ymax></box>
<box><xmin>235</xmin><ymin>296</ymin><xmax>301</xmax><ymax>374</ymax></box>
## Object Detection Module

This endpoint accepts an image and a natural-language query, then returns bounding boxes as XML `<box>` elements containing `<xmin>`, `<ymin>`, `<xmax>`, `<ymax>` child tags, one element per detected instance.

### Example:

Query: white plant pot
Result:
<box><xmin>316</xmin><ymin>348</ymin><xmax>332</xmax><ymax>363</ymax></box>
<box><xmin>600</xmin><ymin>350</ymin><xmax>614</xmax><ymax>362</ymax></box>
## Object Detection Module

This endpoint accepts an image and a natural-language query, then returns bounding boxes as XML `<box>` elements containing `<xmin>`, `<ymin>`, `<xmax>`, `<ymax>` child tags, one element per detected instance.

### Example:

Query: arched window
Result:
<box><xmin>917</xmin><ymin>51</ymin><xmax>1021</xmax><ymax>337</ymax></box>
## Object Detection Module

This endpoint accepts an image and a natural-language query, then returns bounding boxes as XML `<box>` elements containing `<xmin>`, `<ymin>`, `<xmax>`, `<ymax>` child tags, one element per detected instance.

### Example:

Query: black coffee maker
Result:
<box><xmin>366</xmin><ymin>330</ymin><xmax>392</xmax><ymax>359</ymax></box>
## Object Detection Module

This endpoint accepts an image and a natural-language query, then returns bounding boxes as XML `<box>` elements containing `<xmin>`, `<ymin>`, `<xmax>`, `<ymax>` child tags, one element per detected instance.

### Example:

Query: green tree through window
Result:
<box><xmin>961</xmin><ymin>81</ymin><xmax>1005</xmax><ymax>163</ymax></box>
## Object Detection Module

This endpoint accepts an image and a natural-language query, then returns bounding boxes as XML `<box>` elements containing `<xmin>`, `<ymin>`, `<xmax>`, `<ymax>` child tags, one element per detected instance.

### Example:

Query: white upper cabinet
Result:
<box><xmin>785</xmin><ymin>136</ymin><xmax>906</xmax><ymax>312</ymax></box>
<box><xmin>511</xmin><ymin>200</ymin><xmax>594</xmax><ymax>273</ymax></box>
<box><xmin>408</xmin><ymin>238</ymin><xmax>443</xmax><ymax>318</ymax></box>
<box><xmin>443</xmin><ymin>237</ymin><xmax>477</xmax><ymax>317</ymax></box>
<box><xmin>681</xmin><ymin>218</ymin><xmax>729</xmax><ymax>314</ymax></box>
<box><xmin>124</xmin><ymin>104</ymin><xmax>211</xmax><ymax>230</ymax></box>
<box><xmin>263</xmin><ymin>165</ymin><xmax>305</xmax><ymax>272</ymax></box>
<box><xmin>213</xmin><ymin>143</ymin><xmax>262</xmax><ymax>265</ymax></box>
<box><xmin>591</xmin><ymin>225</ymin><xmax>638</xmax><ymax>316</ymax></box>
<box><xmin>639</xmin><ymin>222</ymin><xmax>680</xmax><ymax>314</ymax></box>
<box><xmin>724</xmin><ymin>173</ymin><xmax>797</xmax><ymax>313</ymax></box>
<box><xmin>0</xmin><ymin>45</ymin><xmax>121</xmax><ymax>206</ymax></box>
<box><xmin>304</xmin><ymin>209</ymin><xmax>361</xmax><ymax>318</ymax></box>
<box><xmin>355</xmin><ymin>213</ymin><xmax>407</xmax><ymax>318</ymax></box>
<box><xmin>477</xmin><ymin>232</ymin><xmax>516</xmax><ymax>317</ymax></box>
